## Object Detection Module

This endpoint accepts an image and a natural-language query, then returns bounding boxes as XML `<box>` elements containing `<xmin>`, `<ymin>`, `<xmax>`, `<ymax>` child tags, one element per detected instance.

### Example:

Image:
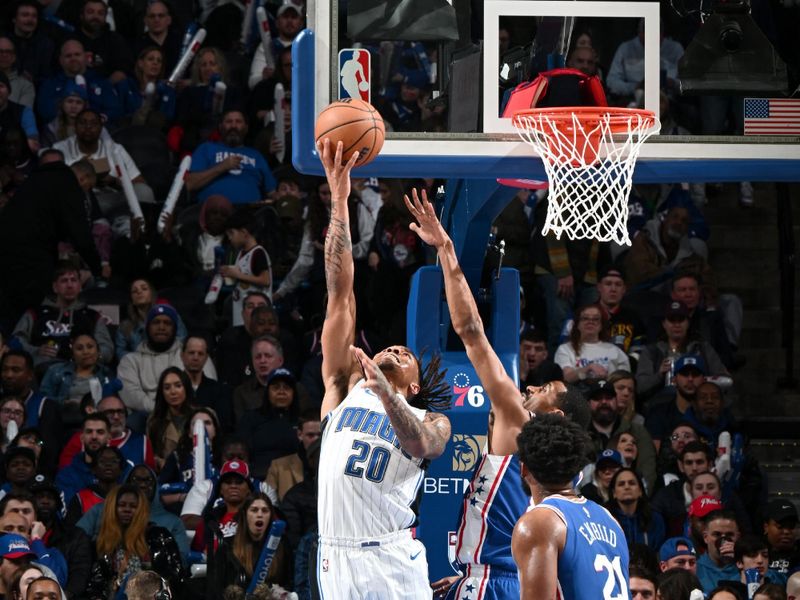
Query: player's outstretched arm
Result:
<box><xmin>511</xmin><ymin>509</ymin><xmax>566</xmax><ymax>600</ymax></box>
<box><xmin>320</xmin><ymin>140</ymin><xmax>361</xmax><ymax>421</ymax></box>
<box><xmin>352</xmin><ymin>345</ymin><xmax>451</xmax><ymax>459</ymax></box>
<box><xmin>405</xmin><ymin>189</ymin><xmax>527</xmax><ymax>456</ymax></box>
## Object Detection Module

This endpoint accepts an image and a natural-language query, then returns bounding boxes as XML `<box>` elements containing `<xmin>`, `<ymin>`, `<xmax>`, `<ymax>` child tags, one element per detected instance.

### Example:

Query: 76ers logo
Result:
<box><xmin>452</xmin><ymin>372</ymin><xmax>485</xmax><ymax>408</ymax></box>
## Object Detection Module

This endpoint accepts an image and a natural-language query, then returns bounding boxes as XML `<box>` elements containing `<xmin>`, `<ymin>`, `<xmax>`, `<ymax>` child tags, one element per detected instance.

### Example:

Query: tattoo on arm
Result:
<box><xmin>324</xmin><ymin>212</ymin><xmax>352</xmax><ymax>294</ymax></box>
<box><xmin>383</xmin><ymin>395</ymin><xmax>450</xmax><ymax>459</ymax></box>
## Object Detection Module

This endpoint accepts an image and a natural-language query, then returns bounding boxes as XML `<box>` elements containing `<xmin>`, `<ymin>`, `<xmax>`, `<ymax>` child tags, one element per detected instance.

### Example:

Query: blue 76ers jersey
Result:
<box><xmin>535</xmin><ymin>495</ymin><xmax>630</xmax><ymax>600</ymax></box>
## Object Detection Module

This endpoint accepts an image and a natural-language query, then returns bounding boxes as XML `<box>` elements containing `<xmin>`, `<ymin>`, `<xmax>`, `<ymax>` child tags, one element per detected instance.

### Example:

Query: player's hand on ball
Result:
<box><xmin>405</xmin><ymin>188</ymin><xmax>448</xmax><ymax>249</ymax></box>
<box><xmin>350</xmin><ymin>345</ymin><xmax>392</xmax><ymax>402</ymax></box>
<box><xmin>317</xmin><ymin>138</ymin><xmax>359</xmax><ymax>202</ymax></box>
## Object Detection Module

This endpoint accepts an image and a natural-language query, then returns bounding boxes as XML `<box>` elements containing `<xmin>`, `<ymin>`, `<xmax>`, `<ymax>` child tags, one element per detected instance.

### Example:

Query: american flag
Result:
<box><xmin>743</xmin><ymin>98</ymin><xmax>800</xmax><ymax>135</ymax></box>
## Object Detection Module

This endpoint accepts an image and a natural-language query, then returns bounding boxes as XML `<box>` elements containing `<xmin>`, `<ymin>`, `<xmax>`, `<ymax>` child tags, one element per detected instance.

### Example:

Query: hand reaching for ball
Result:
<box><xmin>317</xmin><ymin>138</ymin><xmax>360</xmax><ymax>203</ymax></box>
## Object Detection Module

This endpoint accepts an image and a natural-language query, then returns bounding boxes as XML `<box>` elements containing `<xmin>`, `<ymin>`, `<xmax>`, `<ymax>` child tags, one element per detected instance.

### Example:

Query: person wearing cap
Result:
<box><xmin>0</xmin><ymin>63</ymin><xmax>39</xmax><ymax>155</ymax></box>
<box><xmin>0</xmin><ymin>532</ymin><xmax>36</xmax><ymax>596</ymax></box>
<box><xmin>247</xmin><ymin>0</ymin><xmax>304</xmax><ymax>89</ymax></box>
<box><xmin>42</xmin><ymin>80</ymin><xmax>90</xmax><ymax>146</ymax></box>
<box><xmin>30</xmin><ymin>474</ymin><xmax>93</xmax><ymax>599</ymax></box>
<box><xmin>0</xmin><ymin>447</ymin><xmax>37</xmax><ymax>501</ymax></box>
<box><xmin>763</xmin><ymin>499</ymin><xmax>800</xmax><ymax>578</ymax></box>
<box><xmin>0</xmin><ymin>35</ymin><xmax>34</xmax><ymax>108</ymax></box>
<box><xmin>644</xmin><ymin>354</ymin><xmax>708</xmax><ymax>451</ymax></box>
<box><xmin>580</xmin><ymin>448</ymin><xmax>623</xmax><ymax>504</ymax></box>
<box><xmin>11</xmin><ymin>262</ymin><xmax>113</xmax><ymax>369</ymax></box>
<box><xmin>118</xmin><ymin>303</ymin><xmax>215</xmax><ymax>415</ymax></box>
<box><xmin>697</xmin><ymin>509</ymin><xmax>742</xmax><ymax>593</ymax></box>
<box><xmin>236</xmin><ymin>367</ymin><xmax>300</xmax><ymax>479</ymax></box>
<box><xmin>636</xmin><ymin>301</ymin><xmax>730</xmax><ymax>403</ymax></box>
<box><xmin>596</xmin><ymin>264</ymin><xmax>648</xmax><ymax>358</ymax></box>
<box><xmin>585</xmin><ymin>378</ymin><xmax>657</xmax><ymax>493</ymax></box>
<box><xmin>660</xmin><ymin>536</ymin><xmax>698</xmax><ymax>573</ymax></box>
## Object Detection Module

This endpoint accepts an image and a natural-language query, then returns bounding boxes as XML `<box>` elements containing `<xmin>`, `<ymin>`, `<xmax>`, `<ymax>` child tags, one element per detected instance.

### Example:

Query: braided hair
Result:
<box><xmin>408</xmin><ymin>350</ymin><xmax>451</xmax><ymax>413</ymax></box>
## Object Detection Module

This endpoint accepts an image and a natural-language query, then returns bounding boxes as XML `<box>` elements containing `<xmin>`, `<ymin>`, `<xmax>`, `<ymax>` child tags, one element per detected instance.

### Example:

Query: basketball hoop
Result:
<box><xmin>512</xmin><ymin>106</ymin><xmax>660</xmax><ymax>246</ymax></box>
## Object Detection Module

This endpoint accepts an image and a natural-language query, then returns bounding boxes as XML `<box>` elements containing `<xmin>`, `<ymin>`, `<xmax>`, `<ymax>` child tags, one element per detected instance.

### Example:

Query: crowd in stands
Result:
<box><xmin>0</xmin><ymin>0</ymin><xmax>795</xmax><ymax>598</ymax></box>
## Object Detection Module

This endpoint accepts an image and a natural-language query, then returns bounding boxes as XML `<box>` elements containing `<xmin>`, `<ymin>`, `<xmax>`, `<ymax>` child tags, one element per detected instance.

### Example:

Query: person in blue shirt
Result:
<box><xmin>55</xmin><ymin>414</ymin><xmax>111</xmax><ymax>505</ymax></box>
<box><xmin>697</xmin><ymin>509</ymin><xmax>742</xmax><ymax>593</ymax></box>
<box><xmin>115</xmin><ymin>46</ymin><xmax>176</xmax><ymax>125</ymax></box>
<box><xmin>733</xmin><ymin>534</ymin><xmax>787</xmax><ymax>588</ymax></box>
<box><xmin>37</xmin><ymin>39</ymin><xmax>122</xmax><ymax>125</ymax></box>
<box><xmin>186</xmin><ymin>109</ymin><xmax>276</xmax><ymax>205</ymax></box>
<box><xmin>512</xmin><ymin>413</ymin><xmax>630</xmax><ymax>600</ymax></box>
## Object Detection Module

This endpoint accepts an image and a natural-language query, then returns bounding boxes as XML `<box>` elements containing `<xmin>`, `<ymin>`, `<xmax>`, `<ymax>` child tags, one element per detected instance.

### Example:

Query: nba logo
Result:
<box><xmin>339</xmin><ymin>49</ymin><xmax>371</xmax><ymax>103</ymax></box>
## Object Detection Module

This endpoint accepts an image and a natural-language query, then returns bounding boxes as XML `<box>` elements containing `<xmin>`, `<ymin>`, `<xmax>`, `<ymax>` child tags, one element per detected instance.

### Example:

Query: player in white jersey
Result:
<box><xmin>316</xmin><ymin>140</ymin><xmax>452</xmax><ymax>600</ymax></box>
<box><xmin>405</xmin><ymin>190</ymin><xmax>590</xmax><ymax>599</ymax></box>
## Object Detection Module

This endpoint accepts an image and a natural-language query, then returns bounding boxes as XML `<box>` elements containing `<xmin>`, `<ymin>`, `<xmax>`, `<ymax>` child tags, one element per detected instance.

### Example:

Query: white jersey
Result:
<box><xmin>231</xmin><ymin>245</ymin><xmax>271</xmax><ymax>326</ymax></box>
<box><xmin>318</xmin><ymin>380</ymin><xmax>428</xmax><ymax>541</ymax></box>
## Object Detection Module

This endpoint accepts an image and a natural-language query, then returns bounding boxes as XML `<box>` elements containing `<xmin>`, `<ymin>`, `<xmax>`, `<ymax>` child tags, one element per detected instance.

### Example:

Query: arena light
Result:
<box><xmin>678</xmin><ymin>0</ymin><xmax>787</xmax><ymax>94</ymax></box>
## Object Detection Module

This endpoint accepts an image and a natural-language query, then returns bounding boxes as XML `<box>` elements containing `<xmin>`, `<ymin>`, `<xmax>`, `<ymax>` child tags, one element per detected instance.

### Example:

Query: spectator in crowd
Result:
<box><xmin>606</xmin><ymin>467</ymin><xmax>666</xmax><ymax>551</ymax></box>
<box><xmin>697</xmin><ymin>510</ymin><xmax>741</xmax><ymax>592</ymax></box>
<box><xmin>39</xmin><ymin>332</ymin><xmax>113</xmax><ymax>427</ymax></box>
<box><xmin>628</xmin><ymin>566</ymin><xmax>657</xmax><ymax>600</ymax></box>
<box><xmin>644</xmin><ymin>355</ymin><xmax>707</xmax><ymax>449</ymax></box>
<box><xmin>580</xmin><ymin>448</ymin><xmax>623</xmax><ymax>505</ymax></box>
<box><xmin>115</xmin><ymin>47</ymin><xmax>177</xmax><ymax>126</ymax></box>
<box><xmin>659</xmin><ymin>537</ymin><xmax>698</xmax><ymax>574</ymax></box>
<box><xmin>0</xmin><ymin>398</ymin><xmax>25</xmax><ymax>453</ymax></box>
<box><xmin>53</xmin><ymin>108</ymin><xmax>155</xmax><ymax>238</ymax></box>
<box><xmin>23</xmin><ymin>576</ymin><xmax>65</xmax><ymax>600</ymax></box>
<box><xmin>595</xmin><ymin>265</ymin><xmax>647</xmax><ymax>360</ymax></box>
<box><xmin>118</xmin><ymin>304</ymin><xmax>211</xmax><ymax>415</ymax></box>
<box><xmin>651</xmin><ymin>441</ymin><xmax>715</xmax><ymax>536</ymax></box>
<box><xmin>554</xmin><ymin>303</ymin><xmax>631</xmax><ymax>386</ymax></box>
<box><xmin>636</xmin><ymin>305</ymin><xmax>729</xmax><ymax>403</ymax></box>
<box><xmin>682</xmin><ymin>382</ymin><xmax>736</xmax><ymax>448</ymax></box>
<box><xmin>146</xmin><ymin>367</ymin><xmax>195</xmax><ymax>470</ymax></box>
<box><xmin>125</xmin><ymin>569</ymin><xmax>173</xmax><ymax>600</ymax></box>
<box><xmin>762</xmin><ymin>499</ymin><xmax>800</xmax><ymax>579</ymax></box>
<box><xmin>566</xmin><ymin>45</ymin><xmax>600</xmax><ymax>78</ymax></box>
<box><xmin>186</xmin><ymin>110</ymin><xmax>276</xmax><ymax>205</ymax></box>
<box><xmin>215</xmin><ymin>291</ymin><xmax>269</xmax><ymax>388</ymax></box>
<box><xmin>0</xmin><ymin>159</ymin><xmax>101</xmax><ymax>322</ymax></box>
<box><xmin>0</xmin><ymin>62</ymin><xmax>36</xmax><ymax>153</ymax></box>
<box><xmin>232</xmin><ymin>335</ymin><xmax>285</xmax><ymax>421</ymax></box>
<box><xmin>37</xmin><ymin>39</ymin><xmax>122</xmax><ymax>124</ymax></box>
<box><xmin>753</xmin><ymin>583</ymin><xmax>787</xmax><ymax>600</ymax></box>
<box><xmin>221</xmin><ymin>209</ymin><xmax>272</xmax><ymax>326</ymax></box>
<box><xmin>686</xmin><ymin>495</ymin><xmax>725</xmax><ymax>554</ymax></box>
<box><xmin>734</xmin><ymin>535</ymin><xmax>785</xmax><ymax>588</ymax></box>
<box><xmin>608</xmin><ymin>370</ymin><xmax>643</xmax><ymax>425</ymax></box>
<box><xmin>585</xmin><ymin>379</ymin><xmax>656</xmax><ymax>492</ymax></box>
<box><xmin>134</xmin><ymin>2</ymin><xmax>181</xmax><ymax>74</ymax></box>
<box><xmin>788</xmin><ymin>574</ymin><xmax>800</xmax><ymax>600</ymax></box>
<box><xmin>0</xmin><ymin>448</ymin><xmax>37</xmax><ymax>501</ymax></box>
<box><xmin>236</xmin><ymin>367</ymin><xmax>300</xmax><ymax>479</ymax></box>
<box><xmin>116</xmin><ymin>279</ymin><xmax>188</xmax><ymax>361</ymax></box>
<box><xmin>158</xmin><ymin>407</ymin><xmax>222</xmax><ymax>513</ymax></box>
<box><xmin>182</xmin><ymin>336</ymin><xmax>232</xmax><ymax>430</ymax></box>
<box><xmin>73</xmin><ymin>0</ymin><xmax>132</xmax><ymax>82</ymax></box>
<box><xmin>12</xmin><ymin>428</ymin><xmax>48</xmax><ymax>472</ymax></box>
<box><xmin>84</xmin><ymin>484</ymin><xmax>183</xmax><ymax>600</ymax></box>
<box><xmin>64</xmin><ymin>446</ymin><xmax>124</xmax><ymax>526</ymax></box>
<box><xmin>656</xmin><ymin>422</ymin><xmax>700</xmax><ymax>486</ymax></box>
<box><xmin>248</xmin><ymin>0</ymin><xmax>304</xmax><ymax>89</ymax></box>
<box><xmin>9</xmin><ymin>565</ymin><xmax>46</xmax><ymax>600</ymax></box>
<box><xmin>657</xmin><ymin>567</ymin><xmax>704</xmax><ymax>600</ymax></box>
<box><xmin>11</xmin><ymin>262</ymin><xmax>113</xmax><ymax>369</ymax></box>
<box><xmin>207</xmin><ymin>492</ymin><xmax>290</xmax><ymax>597</ymax></box>
<box><xmin>78</xmin><ymin>464</ymin><xmax>189</xmax><ymax>563</ymax></box>
<box><xmin>0</xmin><ymin>533</ymin><xmax>35</xmax><ymax>599</ymax></box>
<box><xmin>29</xmin><ymin>474</ymin><xmax>93</xmax><ymax>599</ymax></box>
<box><xmin>7</xmin><ymin>1</ymin><xmax>55</xmax><ymax>84</ymax></box>
<box><xmin>0</xmin><ymin>498</ymin><xmax>67</xmax><ymax>586</ymax></box>
<box><xmin>518</xmin><ymin>330</ymin><xmax>563</xmax><ymax>389</ymax></box>
<box><xmin>265</xmin><ymin>409</ymin><xmax>320</xmax><ymax>503</ymax></box>
<box><xmin>42</xmin><ymin>83</ymin><xmax>89</xmax><ymax>147</ymax></box>
<box><xmin>0</xmin><ymin>351</ymin><xmax>61</xmax><ymax>477</ymax></box>
<box><xmin>55</xmin><ymin>414</ymin><xmax>110</xmax><ymax>504</ymax></box>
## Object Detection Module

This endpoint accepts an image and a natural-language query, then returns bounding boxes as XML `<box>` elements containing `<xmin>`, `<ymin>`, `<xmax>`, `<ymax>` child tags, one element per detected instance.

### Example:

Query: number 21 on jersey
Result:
<box><xmin>594</xmin><ymin>554</ymin><xmax>629</xmax><ymax>600</ymax></box>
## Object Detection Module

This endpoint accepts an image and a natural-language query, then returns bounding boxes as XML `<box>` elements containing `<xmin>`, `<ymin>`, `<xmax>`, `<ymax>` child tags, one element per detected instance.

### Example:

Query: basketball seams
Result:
<box><xmin>314</xmin><ymin>98</ymin><xmax>385</xmax><ymax>166</ymax></box>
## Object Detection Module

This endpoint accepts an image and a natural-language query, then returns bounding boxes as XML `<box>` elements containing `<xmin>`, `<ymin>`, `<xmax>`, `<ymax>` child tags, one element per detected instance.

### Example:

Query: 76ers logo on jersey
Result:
<box><xmin>339</xmin><ymin>49</ymin><xmax>371</xmax><ymax>102</ymax></box>
<box><xmin>452</xmin><ymin>372</ymin><xmax>485</xmax><ymax>408</ymax></box>
<box><xmin>451</xmin><ymin>434</ymin><xmax>486</xmax><ymax>472</ymax></box>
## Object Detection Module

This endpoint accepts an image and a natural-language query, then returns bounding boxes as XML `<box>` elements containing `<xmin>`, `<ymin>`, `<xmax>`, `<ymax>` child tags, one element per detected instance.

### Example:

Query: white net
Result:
<box><xmin>513</xmin><ymin>109</ymin><xmax>660</xmax><ymax>246</ymax></box>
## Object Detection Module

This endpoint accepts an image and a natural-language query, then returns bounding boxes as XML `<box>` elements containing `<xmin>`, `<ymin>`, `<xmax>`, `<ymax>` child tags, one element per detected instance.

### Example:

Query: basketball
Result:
<box><xmin>314</xmin><ymin>99</ymin><xmax>385</xmax><ymax>167</ymax></box>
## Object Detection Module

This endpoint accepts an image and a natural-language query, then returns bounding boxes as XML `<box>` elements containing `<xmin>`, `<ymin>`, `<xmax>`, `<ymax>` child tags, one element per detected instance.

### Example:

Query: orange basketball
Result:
<box><xmin>314</xmin><ymin>99</ymin><xmax>385</xmax><ymax>167</ymax></box>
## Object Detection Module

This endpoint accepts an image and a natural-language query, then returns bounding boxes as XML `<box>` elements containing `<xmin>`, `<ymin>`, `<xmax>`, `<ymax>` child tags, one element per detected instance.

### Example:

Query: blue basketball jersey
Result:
<box><xmin>536</xmin><ymin>495</ymin><xmax>630</xmax><ymax>600</ymax></box>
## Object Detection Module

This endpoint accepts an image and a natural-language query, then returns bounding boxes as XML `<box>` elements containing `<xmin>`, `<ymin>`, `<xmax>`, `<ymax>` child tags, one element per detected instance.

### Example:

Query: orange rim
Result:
<box><xmin>513</xmin><ymin>107</ymin><xmax>657</xmax><ymax>133</ymax></box>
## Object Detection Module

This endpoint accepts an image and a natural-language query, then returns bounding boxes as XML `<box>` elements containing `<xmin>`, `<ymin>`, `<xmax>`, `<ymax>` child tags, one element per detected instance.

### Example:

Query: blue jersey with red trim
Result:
<box><xmin>537</xmin><ymin>495</ymin><xmax>630</xmax><ymax>600</ymax></box>
<box><xmin>454</xmin><ymin>452</ymin><xmax>529</xmax><ymax>572</ymax></box>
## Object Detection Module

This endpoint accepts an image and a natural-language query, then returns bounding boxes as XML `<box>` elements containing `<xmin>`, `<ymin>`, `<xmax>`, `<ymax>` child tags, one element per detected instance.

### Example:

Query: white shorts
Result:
<box><xmin>317</xmin><ymin>530</ymin><xmax>432</xmax><ymax>600</ymax></box>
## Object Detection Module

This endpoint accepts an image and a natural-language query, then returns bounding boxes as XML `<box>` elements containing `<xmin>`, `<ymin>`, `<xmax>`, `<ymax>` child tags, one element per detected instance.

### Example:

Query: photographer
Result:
<box><xmin>697</xmin><ymin>509</ymin><xmax>741</xmax><ymax>593</ymax></box>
